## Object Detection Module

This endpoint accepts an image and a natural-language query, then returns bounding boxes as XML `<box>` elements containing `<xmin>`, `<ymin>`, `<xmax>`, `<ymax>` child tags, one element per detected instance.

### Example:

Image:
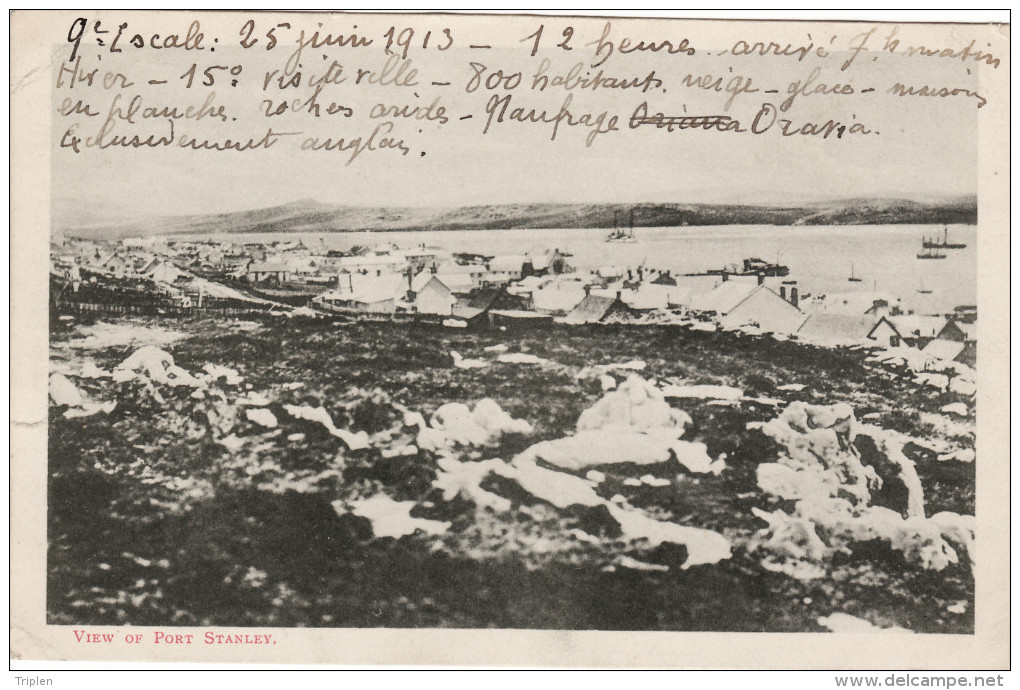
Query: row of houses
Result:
<box><xmin>56</xmin><ymin>246</ymin><xmax>191</xmax><ymax>285</ymax></box>
<box><xmin>57</xmin><ymin>237</ymin><xmax>975</xmax><ymax>367</ymax></box>
<box><xmin>246</xmin><ymin>247</ymin><xmax>571</xmax><ymax>291</ymax></box>
<box><xmin>677</xmin><ymin>278</ymin><xmax>975</xmax><ymax>365</ymax></box>
<box><xmin>53</xmin><ymin>241</ymin><xmax>255</xmax><ymax>309</ymax></box>
<box><xmin>501</xmin><ymin>273</ymin><xmax>976</xmax><ymax>364</ymax></box>
<box><xmin>313</xmin><ymin>269</ymin><xmax>457</xmax><ymax>316</ymax></box>
<box><xmin>308</xmin><ymin>264</ymin><xmax>974</xmax><ymax>361</ymax></box>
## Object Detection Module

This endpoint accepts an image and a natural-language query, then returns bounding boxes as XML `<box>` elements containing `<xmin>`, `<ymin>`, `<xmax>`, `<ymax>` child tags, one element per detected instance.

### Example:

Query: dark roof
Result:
<box><xmin>562</xmin><ymin>294</ymin><xmax>627</xmax><ymax>324</ymax></box>
<box><xmin>936</xmin><ymin>319</ymin><xmax>976</xmax><ymax>342</ymax></box>
<box><xmin>797</xmin><ymin>313</ymin><xmax>880</xmax><ymax>342</ymax></box>
<box><xmin>955</xmin><ymin>341</ymin><xmax>976</xmax><ymax>367</ymax></box>
<box><xmin>868</xmin><ymin>316</ymin><xmax>902</xmax><ymax>338</ymax></box>
<box><xmin>467</xmin><ymin>287</ymin><xmax>529</xmax><ymax>312</ymax></box>
<box><xmin>489</xmin><ymin>309</ymin><xmax>552</xmax><ymax>320</ymax></box>
<box><xmin>468</xmin><ymin>288</ymin><xmax>500</xmax><ymax>310</ymax></box>
<box><xmin>451</xmin><ymin>305</ymin><xmax>486</xmax><ymax>321</ymax></box>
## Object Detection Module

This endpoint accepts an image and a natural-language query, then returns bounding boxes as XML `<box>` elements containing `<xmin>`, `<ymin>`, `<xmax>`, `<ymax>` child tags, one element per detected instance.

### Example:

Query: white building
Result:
<box><xmin>485</xmin><ymin>255</ymin><xmax>528</xmax><ymax>284</ymax></box>
<box><xmin>533</xmin><ymin>280</ymin><xmax>587</xmax><ymax>314</ymax></box>
<box><xmin>403</xmin><ymin>274</ymin><xmax>455</xmax><ymax>316</ymax></box>
<box><xmin>338</xmin><ymin>253</ymin><xmax>408</xmax><ymax>273</ymax></box>
<box><xmin>693</xmin><ymin>279</ymin><xmax>806</xmax><ymax>334</ymax></box>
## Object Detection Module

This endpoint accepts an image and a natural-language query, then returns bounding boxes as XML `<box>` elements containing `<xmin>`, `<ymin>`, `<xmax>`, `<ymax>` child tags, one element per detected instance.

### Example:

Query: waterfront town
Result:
<box><xmin>50</xmin><ymin>234</ymin><xmax>976</xmax><ymax>368</ymax></box>
<box><xmin>47</xmin><ymin>230</ymin><xmax>978</xmax><ymax>632</ymax></box>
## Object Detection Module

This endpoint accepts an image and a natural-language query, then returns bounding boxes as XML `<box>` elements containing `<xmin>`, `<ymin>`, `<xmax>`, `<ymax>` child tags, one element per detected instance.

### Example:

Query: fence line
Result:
<box><xmin>51</xmin><ymin>300</ymin><xmax>449</xmax><ymax>325</ymax></box>
<box><xmin>53</xmin><ymin>301</ymin><xmax>277</xmax><ymax>318</ymax></box>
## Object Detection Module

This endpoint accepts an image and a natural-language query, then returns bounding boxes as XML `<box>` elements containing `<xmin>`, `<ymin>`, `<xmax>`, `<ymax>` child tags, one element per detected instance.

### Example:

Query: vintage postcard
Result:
<box><xmin>10</xmin><ymin>10</ymin><xmax>1009</xmax><ymax>668</ymax></box>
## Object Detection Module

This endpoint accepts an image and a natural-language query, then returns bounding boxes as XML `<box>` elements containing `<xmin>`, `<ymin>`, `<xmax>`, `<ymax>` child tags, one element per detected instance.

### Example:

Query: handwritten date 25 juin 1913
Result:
<box><xmin>53</xmin><ymin>15</ymin><xmax>994</xmax><ymax>164</ymax></box>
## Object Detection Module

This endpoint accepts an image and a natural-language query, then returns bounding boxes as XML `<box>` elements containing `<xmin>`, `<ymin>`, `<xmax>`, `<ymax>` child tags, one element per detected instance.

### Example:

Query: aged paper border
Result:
<box><xmin>9</xmin><ymin>10</ymin><xmax>1010</xmax><ymax>668</ymax></box>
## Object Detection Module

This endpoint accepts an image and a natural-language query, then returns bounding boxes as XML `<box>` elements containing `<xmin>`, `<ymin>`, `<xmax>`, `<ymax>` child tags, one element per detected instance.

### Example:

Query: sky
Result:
<box><xmin>47</xmin><ymin>11</ymin><xmax>989</xmax><ymax>219</ymax></box>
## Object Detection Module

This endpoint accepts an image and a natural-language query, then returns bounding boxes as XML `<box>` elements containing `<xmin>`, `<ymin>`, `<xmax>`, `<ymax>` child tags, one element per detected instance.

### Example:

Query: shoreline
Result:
<box><xmin>60</xmin><ymin>219</ymin><xmax>981</xmax><ymax>242</ymax></box>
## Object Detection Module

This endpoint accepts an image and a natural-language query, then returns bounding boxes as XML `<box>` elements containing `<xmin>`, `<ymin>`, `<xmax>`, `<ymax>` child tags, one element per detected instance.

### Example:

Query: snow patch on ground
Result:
<box><xmin>337</xmin><ymin>494</ymin><xmax>451</xmax><ymax>538</ymax></box>
<box><xmin>451</xmin><ymin>351</ymin><xmax>488</xmax><ymax>369</ymax></box>
<box><xmin>614</xmin><ymin>555</ymin><xmax>668</xmax><ymax>572</ymax></box>
<box><xmin>283</xmin><ymin>404</ymin><xmax>370</xmax><ymax>450</ymax></box>
<box><xmin>202</xmin><ymin>363</ymin><xmax>243</xmax><ymax>386</ymax></box>
<box><xmin>237</xmin><ymin>392</ymin><xmax>272</xmax><ymax>406</ymax></box>
<box><xmin>433</xmin><ymin>457</ymin><xmax>513</xmax><ymax>512</ymax></box>
<box><xmin>118</xmin><ymin>346</ymin><xmax>203</xmax><ymax>387</ymax></box>
<box><xmin>50</xmin><ymin>373</ymin><xmax>84</xmax><ymax>407</ymax></box>
<box><xmin>514</xmin><ymin>376</ymin><xmax>723</xmax><ymax>474</ymax></box>
<box><xmin>518</xmin><ymin>429</ymin><xmax>674</xmax><ymax>470</ymax></box>
<box><xmin>605</xmin><ymin>503</ymin><xmax>731</xmax><ymax>568</ymax></box>
<box><xmin>750</xmin><ymin>401</ymin><xmax>974</xmax><ymax>578</ymax></box>
<box><xmin>416</xmin><ymin>399</ymin><xmax>532</xmax><ymax>452</ymax></box>
<box><xmin>496</xmin><ymin>352</ymin><xmax>552</xmax><ymax>366</ymax></box>
<box><xmin>50</xmin><ymin>373</ymin><xmax>117</xmax><ymax>418</ymax></box>
<box><xmin>578</xmin><ymin>376</ymin><xmax>692</xmax><ymax>434</ymax></box>
<box><xmin>937</xmin><ymin>448</ymin><xmax>975</xmax><ymax>463</ymax></box>
<box><xmin>66</xmin><ymin>322</ymin><xmax>188</xmax><ymax>350</ymax></box>
<box><xmin>245</xmin><ymin>408</ymin><xmax>278</xmax><ymax>428</ymax></box>
<box><xmin>940</xmin><ymin>402</ymin><xmax>969</xmax><ymax>417</ymax></box>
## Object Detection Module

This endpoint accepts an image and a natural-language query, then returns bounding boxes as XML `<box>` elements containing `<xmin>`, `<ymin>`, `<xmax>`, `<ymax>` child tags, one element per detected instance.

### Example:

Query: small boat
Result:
<box><xmin>917</xmin><ymin>247</ymin><xmax>947</xmax><ymax>260</ymax></box>
<box><xmin>606</xmin><ymin>209</ymin><xmax>638</xmax><ymax>243</ymax></box>
<box><xmin>605</xmin><ymin>230</ymin><xmax>636</xmax><ymax>243</ymax></box>
<box><xmin>923</xmin><ymin>227</ymin><xmax>967</xmax><ymax>250</ymax></box>
<box><xmin>916</xmin><ymin>277</ymin><xmax>932</xmax><ymax>294</ymax></box>
<box><xmin>742</xmin><ymin>257</ymin><xmax>790</xmax><ymax>277</ymax></box>
<box><xmin>706</xmin><ymin>257</ymin><xmax>790</xmax><ymax>277</ymax></box>
<box><xmin>848</xmin><ymin>264</ymin><xmax>862</xmax><ymax>282</ymax></box>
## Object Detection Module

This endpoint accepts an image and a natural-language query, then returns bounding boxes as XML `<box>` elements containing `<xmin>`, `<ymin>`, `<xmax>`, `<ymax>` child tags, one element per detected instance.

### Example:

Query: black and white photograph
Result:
<box><xmin>10</xmin><ymin>9</ymin><xmax>1010</xmax><ymax>669</ymax></box>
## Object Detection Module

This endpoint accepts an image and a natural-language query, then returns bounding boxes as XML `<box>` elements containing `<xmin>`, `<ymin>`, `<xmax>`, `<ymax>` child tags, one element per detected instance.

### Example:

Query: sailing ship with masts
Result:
<box><xmin>916</xmin><ymin>247</ymin><xmax>947</xmax><ymax>260</ymax></box>
<box><xmin>606</xmin><ymin>208</ymin><xmax>638</xmax><ymax>243</ymax></box>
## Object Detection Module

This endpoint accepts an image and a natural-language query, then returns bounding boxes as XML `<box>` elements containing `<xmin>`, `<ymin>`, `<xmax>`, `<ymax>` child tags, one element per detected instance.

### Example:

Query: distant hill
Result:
<box><xmin>54</xmin><ymin>196</ymin><xmax>978</xmax><ymax>240</ymax></box>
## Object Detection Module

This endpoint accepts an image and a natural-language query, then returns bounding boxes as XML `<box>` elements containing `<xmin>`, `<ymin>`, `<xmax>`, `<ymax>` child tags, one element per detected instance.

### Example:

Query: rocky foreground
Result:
<box><xmin>48</xmin><ymin>314</ymin><xmax>975</xmax><ymax>631</ymax></box>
